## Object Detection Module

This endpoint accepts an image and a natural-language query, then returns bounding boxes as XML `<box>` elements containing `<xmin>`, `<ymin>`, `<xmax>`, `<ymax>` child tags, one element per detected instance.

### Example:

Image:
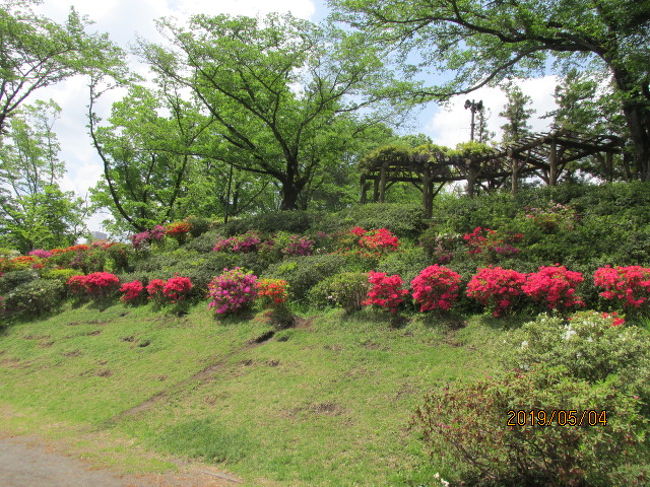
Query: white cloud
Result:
<box><xmin>175</xmin><ymin>0</ymin><xmax>315</xmax><ymax>19</ymax></box>
<box><xmin>426</xmin><ymin>76</ymin><xmax>559</xmax><ymax>148</ymax></box>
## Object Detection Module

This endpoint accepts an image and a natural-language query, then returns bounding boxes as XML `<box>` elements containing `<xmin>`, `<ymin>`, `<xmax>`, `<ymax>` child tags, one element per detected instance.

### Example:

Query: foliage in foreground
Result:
<box><xmin>412</xmin><ymin>311</ymin><xmax>650</xmax><ymax>487</ymax></box>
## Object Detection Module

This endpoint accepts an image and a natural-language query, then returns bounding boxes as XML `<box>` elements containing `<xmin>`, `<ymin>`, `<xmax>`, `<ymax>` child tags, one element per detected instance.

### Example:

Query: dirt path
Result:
<box><xmin>0</xmin><ymin>436</ymin><xmax>240</xmax><ymax>487</ymax></box>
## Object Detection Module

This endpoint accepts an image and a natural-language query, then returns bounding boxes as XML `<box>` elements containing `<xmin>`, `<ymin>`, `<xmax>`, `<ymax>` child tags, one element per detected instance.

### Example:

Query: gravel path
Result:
<box><xmin>0</xmin><ymin>437</ymin><xmax>125</xmax><ymax>487</ymax></box>
<box><xmin>0</xmin><ymin>436</ymin><xmax>238</xmax><ymax>487</ymax></box>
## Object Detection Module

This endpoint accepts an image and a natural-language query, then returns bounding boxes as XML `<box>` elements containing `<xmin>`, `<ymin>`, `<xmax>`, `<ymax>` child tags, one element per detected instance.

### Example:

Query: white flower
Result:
<box><xmin>562</xmin><ymin>326</ymin><xmax>576</xmax><ymax>340</ymax></box>
<box><xmin>520</xmin><ymin>340</ymin><xmax>529</xmax><ymax>348</ymax></box>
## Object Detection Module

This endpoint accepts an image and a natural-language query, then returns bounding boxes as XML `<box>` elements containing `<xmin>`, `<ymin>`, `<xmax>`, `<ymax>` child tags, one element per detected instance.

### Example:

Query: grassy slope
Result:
<box><xmin>0</xmin><ymin>303</ymin><xmax>506</xmax><ymax>486</ymax></box>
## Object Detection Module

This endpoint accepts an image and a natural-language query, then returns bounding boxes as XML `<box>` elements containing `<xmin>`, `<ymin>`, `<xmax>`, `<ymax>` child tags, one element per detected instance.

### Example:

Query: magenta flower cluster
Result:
<box><xmin>28</xmin><ymin>249</ymin><xmax>53</xmax><ymax>259</ymax></box>
<box><xmin>213</xmin><ymin>232</ymin><xmax>263</xmax><ymax>253</ymax></box>
<box><xmin>207</xmin><ymin>267</ymin><xmax>258</xmax><ymax>315</ymax></box>
<box><xmin>282</xmin><ymin>235</ymin><xmax>314</xmax><ymax>256</ymax></box>
<box><xmin>131</xmin><ymin>225</ymin><xmax>166</xmax><ymax>249</ymax></box>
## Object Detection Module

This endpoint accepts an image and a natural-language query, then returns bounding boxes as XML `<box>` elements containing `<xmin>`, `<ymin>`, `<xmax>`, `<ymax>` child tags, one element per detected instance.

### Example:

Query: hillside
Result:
<box><xmin>2</xmin><ymin>183</ymin><xmax>650</xmax><ymax>486</ymax></box>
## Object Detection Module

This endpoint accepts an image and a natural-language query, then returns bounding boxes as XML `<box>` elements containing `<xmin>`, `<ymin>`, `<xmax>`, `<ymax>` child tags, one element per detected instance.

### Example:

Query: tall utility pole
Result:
<box><xmin>464</xmin><ymin>99</ymin><xmax>483</xmax><ymax>141</ymax></box>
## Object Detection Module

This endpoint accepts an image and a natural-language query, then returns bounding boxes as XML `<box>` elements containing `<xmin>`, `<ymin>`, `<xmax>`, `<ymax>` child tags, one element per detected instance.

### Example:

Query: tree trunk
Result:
<box><xmin>610</xmin><ymin>64</ymin><xmax>650</xmax><ymax>181</ymax></box>
<box><xmin>280</xmin><ymin>179</ymin><xmax>304</xmax><ymax>210</ymax></box>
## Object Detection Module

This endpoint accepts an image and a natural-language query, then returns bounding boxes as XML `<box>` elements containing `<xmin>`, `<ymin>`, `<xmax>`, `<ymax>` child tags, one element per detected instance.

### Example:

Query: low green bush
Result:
<box><xmin>316</xmin><ymin>203</ymin><xmax>427</xmax><ymax>238</ymax></box>
<box><xmin>5</xmin><ymin>279</ymin><xmax>66</xmax><ymax>317</ymax></box>
<box><xmin>184</xmin><ymin>229</ymin><xmax>222</xmax><ymax>253</ymax></box>
<box><xmin>0</xmin><ymin>269</ymin><xmax>39</xmax><ymax>295</ymax></box>
<box><xmin>412</xmin><ymin>309</ymin><xmax>650</xmax><ymax>486</ymax></box>
<box><xmin>504</xmin><ymin>311</ymin><xmax>650</xmax><ymax>401</ymax></box>
<box><xmin>222</xmin><ymin>210</ymin><xmax>316</xmax><ymax>237</ymax></box>
<box><xmin>264</xmin><ymin>254</ymin><xmax>353</xmax><ymax>300</ymax></box>
<box><xmin>308</xmin><ymin>271</ymin><xmax>369</xmax><ymax>312</ymax></box>
<box><xmin>106</xmin><ymin>243</ymin><xmax>135</xmax><ymax>273</ymax></box>
<box><xmin>40</xmin><ymin>268</ymin><xmax>79</xmax><ymax>285</ymax></box>
<box><xmin>376</xmin><ymin>245</ymin><xmax>431</xmax><ymax>285</ymax></box>
<box><xmin>186</xmin><ymin>216</ymin><xmax>212</xmax><ymax>238</ymax></box>
<box><xmin>412</xmin><ymin>364</ymin><xmax>649</xmax><ymax>487</ymax></box>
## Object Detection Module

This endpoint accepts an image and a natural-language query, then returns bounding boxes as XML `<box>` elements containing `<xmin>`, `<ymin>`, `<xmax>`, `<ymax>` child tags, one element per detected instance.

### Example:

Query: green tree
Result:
<box><xmin>330</xmin><ymin>0</ymin><xmax>650</xmax><ymax>180</ymax></box>
<box><xmin>0</xmin><ymin>101</ymin><xmax>87</xmax><ymax>251</ymax></box>
<box><xmin>0</xmin><ymin>0</ymin><xmax>125</xmax><ymax>136</ymax></box>
<box><xmin>499</xmin><ymin>84</ymin><xmax>535</xmax><ymax>144</ymax></box>
<box><xmin>0</xmin><ymin>185</ymin><xmax>87</xmax><ymax>252</ymax></box>
<box><xmin>88</xmin><ymin>83</ymin><xmax>211</xmax><ymax>232</ymax></box>
<box><xmin>141</xmin><ymin>14</ymin><xmax>403</xmax><ymax>209</ymax></box>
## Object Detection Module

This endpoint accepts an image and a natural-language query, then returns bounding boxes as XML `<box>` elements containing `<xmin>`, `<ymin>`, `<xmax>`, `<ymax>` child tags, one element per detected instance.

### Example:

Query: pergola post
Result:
<box><xmin>466</xmin><ymin>159</ymin><xmax>478</xmax><ymax>196</ymax></box>
<box><xmin>549</xmin><ymin>138</ymin><xmax>558</xmax><ymax>186</ymax></box>
<box><xmin>509</xmin><ymin>149</ymin><xmax>519</xmax><ymax>194</ymax></box>
<box><xmin>378</xmin><ymin>164</ymin><xmax>387</xmax><ymax>202</ymax></box>
<box><xmin>372</xmin><ymin>176</ymin><xmax>379</xmax><ymax>202</ymax></box>
<box><xmin>422</xmin><ymin>172</ymin><xmax>433</xmax><ymax>218</ymax></box>
<box><xmin>360</xmin><ymin>176</ymin><xmax>368</xmax><ymax>203</ymax></box>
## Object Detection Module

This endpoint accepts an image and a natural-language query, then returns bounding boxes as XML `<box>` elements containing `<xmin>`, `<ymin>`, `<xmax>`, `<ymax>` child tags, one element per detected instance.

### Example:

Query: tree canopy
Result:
<box><xmin>0</xmin><ymin>100</ymin><xmax>87</xmax><ymax>251</ymax></box>
<box><xmin>0</xmin><ymin>0</ymin><xmax>125</xmax><ymax>136</ymax></box>
<box><xmin>141</xmin><ymin>13</ymin><xmax>405</xmax><ymax>209</ymax></box>
<box><xmin>329</xmin><ymin>0</ymin><xmax>650</xmax><ymax>179</ymax></box>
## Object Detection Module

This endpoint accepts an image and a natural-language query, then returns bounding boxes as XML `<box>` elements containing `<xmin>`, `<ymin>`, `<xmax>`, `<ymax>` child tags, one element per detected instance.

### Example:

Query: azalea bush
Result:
<box><xmin>594</xmin><ymin>265</ymin><xmax>650</xmax><ymax>311</ymax></box>
<box><xmin>462</xmin><ymin>226</ymin><xmax>523</xmax><ymax>261</ymax></box>
<box><xmin>106</xmin><ymin>243</ymin><xmax>134</xmax><ymax>273</ymax></box>
<box><xmin>419</xmin><ymin>229</ymin><xmax>461</xmax><ymax>264</ymax></box>
<box><xmin>0</xmin><ymin>270</ymin><xmax>39</xmax><ymax>295</ymax></box>
<box><xmin>524</xmin><ymin>202</ymin><xmax>577</xmax><ymax>233</ymax></box>
<box><xmin>281</xmin><ymin>235</ymin><xmax>314</xmax><ymax>257</ymax></box>
<box><xmin>213</xmin><ymin>231</ymin><xmax>264</xmax><ymax>253</ymax></box>
<box><xmin>119</xmin><ymin>280</ymin><xmax>146</xmax><ymax>304</ymax></box>
<box><xmin>354</xmin><ymin>227</ymin><xmax>399</xmax><ymax>256</ymax></box>
<box><xmin>28</xmin><ymin>249</ymin><xmax>52</xmax><ymax>259</ymax></box>
<box><xmin>256</xmin><ymin>278</ymin><xmax>293</xmax><ymax>327</ymax></box>
<box><xmin>256</xmin><ymin>278</ymin><xmax>289</xmax><ymax>307</ymax></box>
<box><xmin>4</xmin><ymin>279</ymin><xmax>66</xmax><ymax>317</ymax></box>
<box><xmin>8</xmin><ymin>255</ymin><xmax>40</xmax><ymax>270</ymax></box>
<box><xmin>131</xmin><ymin>225</ymin><xmax>166</xmax><ymax>249</ymax></box>
<box><xmin>208</xmin><ymin>267</ymin><xmax>258</xmax><ymax>315</ymax></box>
<box><xmin>523</xmin><ymin>265</ymin><xmax>584</xmax><ymax>311</ymax></box>
<box><xmin>411</xmin><ymin>364</ymin><xmax>649</xmax><ymax>487</ymax></box>
<box><xmin>40</xmin><ymin>268</ymin><xmax>79</xmax><ymax>285</ymax></box>
<box><xmin>166</xmin><ymin>221</ymin><xmax>192</xmax><ymax>245</ymax></box>
<box><xmin>363</xmin><ymin>271</ymin><xmax>408</xmax><ymax>315</ymax></box>
<box><xmin>146</xmin><ymin>279</ymin><xmax>167</xmax><ymax>306</ymax></box>
<box><xmin>162</xmin><ymin>276</ymin><xmax>193</xmax><ymax>303</ymax></box>
<box><xmin>504</xmin><ymin>311</ymin><xmax>648</xmax><ymax>388</ymax></box>
<box><xmin>411</xmin><ymin>265</ymin><xmax>462</xmax><ymax>312</ymax></box>
<box><xmin>67</xmin><ymin>272</ymin><xmax>120</xmax><ymax>300</ymax></box>
<box><xmin>466</xmin><ymin>266</ymin><xmax>527</xmax><ymax>316</ymax></box>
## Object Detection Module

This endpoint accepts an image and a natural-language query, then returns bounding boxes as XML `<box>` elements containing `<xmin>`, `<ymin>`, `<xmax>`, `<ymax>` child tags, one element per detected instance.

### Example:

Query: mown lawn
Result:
<box><xmin>0</xmin><ymin>303</ymin><xmax>507</xmax><ymax>486</ymax></box>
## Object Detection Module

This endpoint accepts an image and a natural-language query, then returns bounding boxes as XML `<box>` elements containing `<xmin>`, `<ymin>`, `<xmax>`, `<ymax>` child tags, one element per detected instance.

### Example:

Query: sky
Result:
<box><xmin>32</xmin><ymin>0</ymin><xmax>558</xmax><ymax>232</ymax></box>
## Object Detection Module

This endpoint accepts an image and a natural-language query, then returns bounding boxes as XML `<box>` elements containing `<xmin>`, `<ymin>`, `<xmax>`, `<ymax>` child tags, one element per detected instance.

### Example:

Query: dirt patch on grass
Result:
<box><xmin>39</xmin><ymin>341</ymin><xmax>55</xmax><ymax>348</ymax></box>
<box><xmin>0</xmin><ymin>357</ymin><xmax>31</xmax><ymax>369</ymax></box>
<box><xmin>86</xmin><ymin>330</ymin><xmax>102</xmax><ymax>336</ymax></box>
<box><xmin>311</xmin><ymin>401</ymin><xmax>344</xmax><ymax>415</ymax></box>
<box><xmin>344</xmin><ymin>367</ymin><xmax>369</xmax><ymax>379</ymax></box>
<box><xmin>96</xmin><ymin>369</ymin><xmax>113</xmax><ymax>378</ymax></box>
<box><xmin>63</xmin><ymin>350</ymin><xmax>82</xmax><ymax>358</ymax></box>
<box><xmin>110</xmin><ymin>332</ymin><xmax>278</xmax><ymax>421</ymax></box>
<box><xmin>23</xmin><ymin>334</ymin><xmax>50</xmax><ymax>341</ymax></box>
<box><xmin>295</xmin><ymin>317</ymin><xmax>314</xmax><ymax>329</ymax></box>
<box><xmin>395</xmin><ymin>383</ymin><xmax>417</xmax><ymax>400</ymax></box>
<box><xmin>247</xmin><ymin>330</ymin><xmax>275</xmax><ymax>344</ymax></box>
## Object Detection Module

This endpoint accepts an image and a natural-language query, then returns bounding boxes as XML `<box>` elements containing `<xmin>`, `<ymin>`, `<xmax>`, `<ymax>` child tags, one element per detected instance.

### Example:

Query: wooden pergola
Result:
<box><xmin>360</xmin><ymin>130</ymin><xmax>624</xmax><ymax>217</ymax></box>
